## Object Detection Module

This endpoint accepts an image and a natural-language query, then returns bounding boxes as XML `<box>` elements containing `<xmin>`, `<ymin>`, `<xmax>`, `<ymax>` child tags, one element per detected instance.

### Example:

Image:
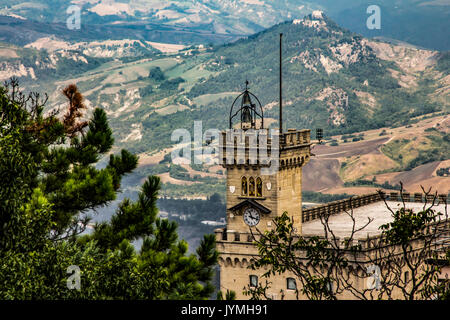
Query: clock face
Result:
<box><xmin>243</xmin><ymin>208</ymin><xmax>260</xmax><ymax>227</ymax></box>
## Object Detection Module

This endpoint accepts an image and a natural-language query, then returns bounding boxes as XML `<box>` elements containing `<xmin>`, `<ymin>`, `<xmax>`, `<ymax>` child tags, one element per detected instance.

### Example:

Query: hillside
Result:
<box><xmin>3</xmin><ymin>12</ymin><xmax>448</xmax><ymax>171</ymax></box>
<box><xmin>1</xmin><ymin>1</ymin><xmax>449</xmax><ymax>50</ymax></box>
<box><xmin>304</xmin><ymin>113</ymin><xmax>450</xmax><ymax>195</ymax></box>
<box><xmin>116</xmin><ymin>13</ymin><xmax>448</xmax><ymax>155</ymax></box>
<box><xmin>0</xmin><ymin>15</ymin><xmax>237</xmax><ymax>46</ymax></box>
<box><xmin>314</xmin><ymin>0</ymin><xmax>450</xmax><ymax>51</ymax></box>
<box><xmin>0</xmin><ymin>41</ymin><xmax>110</xmax><ymax>83</ymax></box>
<box><xmin>184</xmin><ymin>13</ymin><xmax>448</xmax><ymax>134</ymax></box>
<box><xmin>1</xmin><ymin>12</ymin><xmax>447</xmax><ymax>201</ymax></box>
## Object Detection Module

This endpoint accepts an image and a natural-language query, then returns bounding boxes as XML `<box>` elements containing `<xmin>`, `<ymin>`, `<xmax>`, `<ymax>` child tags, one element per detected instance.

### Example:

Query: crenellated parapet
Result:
<box><xmin>219</xmin><ymin>129</ymin><xmax>274</xmax><ymax>168</ymax></box>
<box><xmin>219</xmin><ymin>128</ymin><xmax>311</xmax><ymax>170</ymax></box>
<box><xmin>279</xmin><ymin>129</ymin><xmax>311</xmax><ymax>169</ymax></box>
<box><xmin>280</xmin><ymin>129</ymin><xmax>311</xmax><ymax>149</ymax></box>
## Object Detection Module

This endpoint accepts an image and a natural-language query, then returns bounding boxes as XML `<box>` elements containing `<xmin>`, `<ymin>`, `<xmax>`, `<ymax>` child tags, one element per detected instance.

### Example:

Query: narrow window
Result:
<box><xmin>241</xmin><ymin>177</ymin><xmax>247</xmax><ymax>196</ymax></box>
<box><xmin>249</xmin><ymin>177</ymin><xmax>255</xmax><ymax>197</ymax></box>
<box><xmin>256</xmin><ymin>177</ymin><xmax>263</xmax><ymax>197</ymax></box>
<box><xmin>287</xmin><ymin>278</ymin><xmax>297</xmax><ymax>290</ymax></box>
<box><xmin>249</xmin><ymin>275</ymin><xmax>258</xmax><ymax>288</ymax></box>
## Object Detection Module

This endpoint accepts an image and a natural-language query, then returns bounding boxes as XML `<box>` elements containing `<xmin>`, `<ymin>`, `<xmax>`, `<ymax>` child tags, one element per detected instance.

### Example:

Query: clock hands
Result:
<box><xmin>244</xmin><ymin>208</ymin><xmax>259</xmax><ymax>226</ymax></box>
<box><xmin>248</xmin><ymin>210</ymin><xmax>258</xmax><ymax>222</ymax></box>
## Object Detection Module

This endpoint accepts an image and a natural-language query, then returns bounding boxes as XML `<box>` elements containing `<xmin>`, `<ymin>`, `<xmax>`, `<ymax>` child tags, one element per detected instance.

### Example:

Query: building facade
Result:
<box><xmin>214</xmin><ymin>86</ymin><xmax>449</xmax><ymax>300</ymax></box>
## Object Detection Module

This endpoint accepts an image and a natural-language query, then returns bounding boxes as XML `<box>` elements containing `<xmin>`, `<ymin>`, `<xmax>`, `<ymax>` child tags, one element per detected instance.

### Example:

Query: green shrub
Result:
<box><xmin>149</xmin><ymin>66</ymin><xmax>165</xmax><ymax>81</ymax></box>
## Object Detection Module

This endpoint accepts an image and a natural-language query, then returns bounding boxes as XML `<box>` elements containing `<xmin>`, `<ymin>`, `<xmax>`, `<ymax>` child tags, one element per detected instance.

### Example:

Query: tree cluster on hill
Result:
<box><xmin>158</xmin><ymin>193</ymin><xmax>225</xmax><ymax>222</ymax></box>
<box><xmin>436</xmin><ymin>167</ymin><xmax>450</xmax><ymax>177</ymax></box>
<box><xmin>403</xmin><ymin>132</ymin><xmax>450</xmax><ymax>171</ymax></box>
<box><xmin>343</xmin><ymin>179</ymin><xmax>401</xmax><ymax>190</ymax></box>
<box><xmin>149</xmin><ymin>66</ymin><xmax>165</xmax><ymax>82</ymax></box>
<box><xmin>302</xmin><ymin>191</ymin><xmax>353</xmax><ymax>203</ymax></box>
<box><xmin>381</xmin><ymin>132</ymin><xmax>450</xmax><ymax>171</ymax></box>
<box><xmin>159</xmin><ymin>77</ymin><xmax>186</xmax><ymax>91</ymax></box>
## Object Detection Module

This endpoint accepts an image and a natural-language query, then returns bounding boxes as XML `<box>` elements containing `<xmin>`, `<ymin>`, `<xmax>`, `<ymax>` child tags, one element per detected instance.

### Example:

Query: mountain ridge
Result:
<box><xmin>1</xmin><ymin>0</ymin><xmax>449</xmax><ymax>50</ymax></box>
<box><xmin>1</xmin><ymin>13</ymin><xmax>448</xmax><ymax>158</ymax></box>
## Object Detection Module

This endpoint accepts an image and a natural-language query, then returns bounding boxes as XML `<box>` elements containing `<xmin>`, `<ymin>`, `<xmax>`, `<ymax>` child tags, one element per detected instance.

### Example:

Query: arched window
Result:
<box><xmin>241</xmin><ymin>177</ymin><xmax>248</xmax><ymax>196</ymax></box>
<box><xmin>249</xmin><ymin>177</ymin><xmax>255</xmax><ymax>197</ymax></box>
<box><xmin>256</xmin><ymin>177</ymin><xmax>263</xmax><ymax>197</ymax></box>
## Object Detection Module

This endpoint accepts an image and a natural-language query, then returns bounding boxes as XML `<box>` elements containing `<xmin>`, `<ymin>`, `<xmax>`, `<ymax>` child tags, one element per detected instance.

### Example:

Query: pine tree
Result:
<box><xmin>0</xmin><ymin>78</ymin><xmax>218</xmax><ymax>299</ymax></box>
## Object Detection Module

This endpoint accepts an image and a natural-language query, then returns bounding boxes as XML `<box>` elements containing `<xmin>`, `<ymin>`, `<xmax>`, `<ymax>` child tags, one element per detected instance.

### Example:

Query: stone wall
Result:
<box><xmin>302</xmin><ymin>193</ymin><xmax>382</xmax><ymax>223</ymax></box>
<box><xmin>214</xmin><ymin>218</ymin><xmax>449</xmax><ymax>300</ymax></box>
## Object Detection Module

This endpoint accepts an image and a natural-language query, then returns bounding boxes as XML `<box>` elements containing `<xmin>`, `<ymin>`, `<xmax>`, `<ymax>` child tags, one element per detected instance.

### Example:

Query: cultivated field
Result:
<box><xmin>303</xmin><ymin>114</ymin><xmax>449</xmax><ymax>195</ymax></box>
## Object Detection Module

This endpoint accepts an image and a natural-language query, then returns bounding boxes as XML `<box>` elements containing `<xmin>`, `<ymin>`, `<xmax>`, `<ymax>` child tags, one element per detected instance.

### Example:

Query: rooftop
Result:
<box><xmin>302</xmin><ymin>200</ymin><xmax>448</xmax><ymax>239</ymax></box>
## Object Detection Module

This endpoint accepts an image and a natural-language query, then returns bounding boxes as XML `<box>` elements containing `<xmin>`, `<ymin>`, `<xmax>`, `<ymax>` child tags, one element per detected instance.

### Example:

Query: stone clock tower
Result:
<box><xmin>219</xmin><ymin>85</ymin><xmax>312</xmax><ymax>236</ymax></box>
<box><xmin>215</xmin><ymin>34</ymin><xmax>312</xmax><ymax>299</ymax></box>
<box><xmin>215</xmin><ymin>86</ymin><xmax>311</xmax><ymax>298</ymax></box>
